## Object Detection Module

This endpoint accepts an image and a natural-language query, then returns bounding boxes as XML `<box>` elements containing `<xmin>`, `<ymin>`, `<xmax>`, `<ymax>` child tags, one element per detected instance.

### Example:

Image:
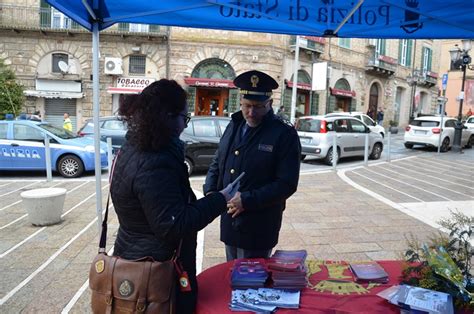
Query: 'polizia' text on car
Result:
<box><xmin>0</xmin><ymin>120</ymin><xmax>108</xmax><ymax>178</ymax></box>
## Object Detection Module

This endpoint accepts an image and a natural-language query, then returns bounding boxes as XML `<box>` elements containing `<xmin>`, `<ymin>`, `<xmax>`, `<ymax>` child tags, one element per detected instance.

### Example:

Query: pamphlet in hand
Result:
<box><xmin>349</xmin><ymin>261</ymin><xmax>389</xmax><ymax>283</ymax></box>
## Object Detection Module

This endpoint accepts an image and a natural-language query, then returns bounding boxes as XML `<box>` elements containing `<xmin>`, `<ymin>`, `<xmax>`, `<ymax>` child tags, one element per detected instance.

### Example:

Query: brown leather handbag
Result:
<box><xmin>89</xmin><ymin>152</ymin><xmax>181</xmax><ymax>313</ymax></box>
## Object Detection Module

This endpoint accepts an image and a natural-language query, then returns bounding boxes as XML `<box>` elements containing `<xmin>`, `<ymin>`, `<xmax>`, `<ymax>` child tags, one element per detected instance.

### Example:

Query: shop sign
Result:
<box><xmin>330</xmin><ymin>87</ymin><xmax>356</xmax><ymax>97</ymax></box>
<box><xmin>184</xmin><ymin>77</ymin><xmax>235</xmax><ymax>88</ymax></box>
<box><xmin>116</xmin><ymin>77</ymin><xmax>155</xmax><ymax>89</ymax></box>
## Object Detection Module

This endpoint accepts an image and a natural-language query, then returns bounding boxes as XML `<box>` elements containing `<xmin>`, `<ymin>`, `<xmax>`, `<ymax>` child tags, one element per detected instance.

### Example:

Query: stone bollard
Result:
<box><xmin>20</xmin><ymin>188</ymin><xmax>67</xmax><ymax>226</ymax></box>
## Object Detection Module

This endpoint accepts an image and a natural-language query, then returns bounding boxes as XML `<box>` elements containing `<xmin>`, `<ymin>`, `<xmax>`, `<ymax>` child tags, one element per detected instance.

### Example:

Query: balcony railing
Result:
<box><xmin>0</xmin><ymin>4</ymin><xmax>165</xmax><ymax>36</ymax></box>
<box><xmin>366</xmin><ymin>53</ymin><xmax>397</xmax><ymax>76</ymax></box>
<box><xmin>290</xmin><ymin>35</ymin><xmax>325</xmax><ymax>54</ymax></box>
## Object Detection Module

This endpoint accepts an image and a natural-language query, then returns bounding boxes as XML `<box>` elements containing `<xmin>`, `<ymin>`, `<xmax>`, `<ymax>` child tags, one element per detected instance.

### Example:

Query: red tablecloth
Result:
<box><xmin>196</xmin><ymin>260</ymin><xmax>403</xmax><ymax>313</ymax></box>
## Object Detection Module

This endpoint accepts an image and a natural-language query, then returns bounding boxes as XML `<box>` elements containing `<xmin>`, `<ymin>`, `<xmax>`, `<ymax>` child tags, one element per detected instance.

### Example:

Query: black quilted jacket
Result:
<box><xmin>111</xmin><ymin>137</ymin><xmax>226</xmax><ymax>312</ymax></box>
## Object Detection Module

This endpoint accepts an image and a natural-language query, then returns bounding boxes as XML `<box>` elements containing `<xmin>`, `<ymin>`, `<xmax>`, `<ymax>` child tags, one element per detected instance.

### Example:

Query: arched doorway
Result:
<box><xmin>186</xmin><ymin>58</ymin><xmax>236</xmax><ymax>116</ymax></box>
<box><xmin>329</xmin><ymin>79</ymin><xmax>355</xmax><ymax>113</ymax></box>
<box><xmin>368</xmin><ymin>83</ymin><xmax>379</xmax><ymax>120</ymax></box>
<box><xmin>282</xmin><ymin>70</ymin><xmax>318</xmax><ymax>117</ymax></box>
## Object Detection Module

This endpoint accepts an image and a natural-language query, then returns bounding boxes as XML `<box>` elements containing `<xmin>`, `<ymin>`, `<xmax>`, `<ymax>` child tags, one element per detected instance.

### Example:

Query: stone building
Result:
<box><xmin>0</xmin><ymin>1</ymin><xmax>442</xmax><ymax>131</ymax></box>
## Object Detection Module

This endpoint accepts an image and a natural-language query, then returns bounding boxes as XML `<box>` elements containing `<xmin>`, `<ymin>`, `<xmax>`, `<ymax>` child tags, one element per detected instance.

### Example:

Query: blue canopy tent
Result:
<box><xmin>45</xmin><ymin>0</ymin><xmax>474</xmax><ymax>228</ymax></box>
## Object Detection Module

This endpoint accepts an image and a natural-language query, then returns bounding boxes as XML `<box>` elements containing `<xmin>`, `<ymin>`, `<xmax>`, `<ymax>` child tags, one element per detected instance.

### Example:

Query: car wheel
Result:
<box><xmin>440</xmin><ymin>137</ymin><xmax>450</xmax><ymax>152</ymax></box>
<box><xmin>465</xmin><ymin>135</ymin><xmax>474</xmax><ymax>148</ymax></box>
<box><xmin>184</xmin><ymin>157</ymin><xmax>193</xmax><ymax>175</ymax></box>
<box><xmin>57</xmin><ymin>155</ymin><xmax>84</xmax><ymax>178</ymax></box>
<box><xmin>369</xmin><ymin>143</ymin><xmax>383</xmax><ymax>160</ymax></box>
<box><xmin>324</xmin><ymin>147</ymin><xmax>339</xmax><ymax>166</ymax></box>
<box><xmin>300</xmin><ymin>154</ymin><xmax>306</xmax><ymax>161</ymax></box>
<box><xmin>404</xmin><ymin>143</ymin><xmax>414</xmax><ymax>149</ymax></box>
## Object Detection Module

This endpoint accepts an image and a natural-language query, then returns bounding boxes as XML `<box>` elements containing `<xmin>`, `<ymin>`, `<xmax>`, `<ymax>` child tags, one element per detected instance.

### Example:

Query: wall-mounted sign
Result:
<box><xmin>184</xmin><ymin>77</ymin><xmax>235</xmax><ymax>88</ymax></box>
<box><xmin>107</xmin><ymin>76</ymin><xmax>155</xmax><ymax>94</ymax></box>
<box><xmin>330</xmin><ymin>88</ymin><xmax>356</xmax><ymax>98</ymax></box>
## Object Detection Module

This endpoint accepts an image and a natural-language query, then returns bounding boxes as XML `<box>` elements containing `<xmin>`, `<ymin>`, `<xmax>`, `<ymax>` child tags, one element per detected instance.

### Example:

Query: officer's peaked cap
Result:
<box><xmin>233</xmin><ymin>70</ymin><xmax>279</xmax><ymax>101</ymax></box>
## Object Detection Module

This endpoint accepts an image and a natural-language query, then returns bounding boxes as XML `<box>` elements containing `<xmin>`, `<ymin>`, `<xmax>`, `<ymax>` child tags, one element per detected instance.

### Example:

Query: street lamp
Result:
<box><xmin>449</xmin><ymin>39</ymin><xmax>473</xmax><ymax>153</ymax></box>
<box><xmin>407</xmin><ymin>69</ymin><xmax>422</xmax><ymax>123</ymax></box>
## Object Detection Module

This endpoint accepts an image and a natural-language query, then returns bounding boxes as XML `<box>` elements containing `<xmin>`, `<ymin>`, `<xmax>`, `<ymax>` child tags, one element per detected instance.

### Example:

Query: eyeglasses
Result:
<box><xmin>240</xmin><ymin>102</ymin><xmax>269</xmax><ymax>111</ymax></box>
<box><xmin>168</xmin><ymin>112</ymin><xmax>191</xmax><ymax>125</ymax></box>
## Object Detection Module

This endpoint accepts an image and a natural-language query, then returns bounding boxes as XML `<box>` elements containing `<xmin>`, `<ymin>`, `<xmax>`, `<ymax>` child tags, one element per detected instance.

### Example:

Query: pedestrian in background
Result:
<box><xmin>111</xmin><ymin>79</ymin><xmax>237</xmax><ymax>313</ymax></box>
<box><xmin>63</xmin><ymin>113</ymin><xmax>72</xmax><ymax>132</ymax></box>
<box><xmin>467</xmin><ymin>108</ymin><xmax>473</xmax><ymax>117</ymax></box>
<box><xmin>377</xmin><ymin>108</ymin><xmax>384</xmax><ymax>125</ymax></box>
<box><xmin>276</xmin><ymin>105</ymin><xmax>289</xmax><ymax>120</ymax></box>
<box><xmin>203</xmin><ymin>70</ymin><xmax>301</xmax><ymax>261</ymax></box>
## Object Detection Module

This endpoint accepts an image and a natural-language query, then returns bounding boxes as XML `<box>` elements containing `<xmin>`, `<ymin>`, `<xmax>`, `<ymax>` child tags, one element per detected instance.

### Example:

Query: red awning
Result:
<box><xmin>286</xmin><ymin>80</ymin><xmax>312</xmax><ymax>91</ymax></box>
<box><xmin>184</xmin><ymin>77</ymin><xmax>235</xmax><ymax>88</ymax></box>
<box><xmin>330</xmin><ymin>87</ymin><xmax>356</xmax><ymax>97</ymax></box>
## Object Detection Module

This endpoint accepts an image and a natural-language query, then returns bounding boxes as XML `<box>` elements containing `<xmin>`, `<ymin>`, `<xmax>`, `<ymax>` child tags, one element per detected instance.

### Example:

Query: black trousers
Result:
<box><xmin>225</xmin><ymin>245</ymin><xmax>272</xmax><ymax>261</ymax></box>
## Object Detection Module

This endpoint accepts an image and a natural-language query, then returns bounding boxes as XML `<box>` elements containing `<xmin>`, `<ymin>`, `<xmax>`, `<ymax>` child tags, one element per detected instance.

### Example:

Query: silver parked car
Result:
<box><xmin>296</xmin><ymin>115</ymin><xmax>384</xmax><ymax>165</ymax></box>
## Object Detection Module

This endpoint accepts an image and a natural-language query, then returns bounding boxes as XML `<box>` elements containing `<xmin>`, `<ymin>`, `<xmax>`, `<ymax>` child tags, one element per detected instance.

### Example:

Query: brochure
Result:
<box><xmin>397</xmin><ymin>285</ymin><xmax>454</xmax><ymax>314</ymax></box>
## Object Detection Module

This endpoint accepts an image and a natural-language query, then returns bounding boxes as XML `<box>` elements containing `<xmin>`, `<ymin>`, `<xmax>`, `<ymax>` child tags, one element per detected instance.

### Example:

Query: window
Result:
<box><xmin>421</xmin><ymin>47</ymin><xmax>432</xmax><ymax>72</ymax></box>
<box><xmin>338</xmin><ymin>38</ymin><xmax>351</xmax><ymax>49</ymax></box>
<box><xmin>411</xmin><ymin>120</ymin><xmax>439</xmax><ymax>127</ymax></box>
<box><xmin>102</xmin><ymin>120</ymin><xmax>127</xmax><ymax>130</ymax></box>
<box><xmin>217</xmin><ymin>120</ymin><xmax>230</xmax><ymax>135</ymax></box>
<box><xmin>334</xmin><ymin>119</ymin><xmax>350</xmax><ymax>133</ymax></box>
<box><xmin>129</xmin><ymin>55</ymin><xmax>146</xmax><ymax>74</ymax></box>
<box><xmin>13</xmin><ymin>125</ymin><xmax>44</xmax><ymax>141</ymax></box>
<box><xmin>118</xmin><ymin>23</ymin><xmax>160</xmax><ymax>33</ymax></box>
<box><xmin>193</xmin><ymin>120</ymin><xmax>217</xmax><ymax>137</ymax></box>
<box><xmin>296</xmin><ymin>119</ymin><xmax>321</xmax><ymax>133</ymax></box>
<box><xmin>398</xmin><ymin>39</ymin><xmax>413</xmax><ymax>66</ymax></box>
<box><xmin>0</xmin><ymin>124</ymin><xmax>7</xmax><ymax>139</ymax></box>
<box><xmin>362</xmin><ymin>115</ymin><xmax>375</xmax><ymax>126</ymax></box>
<box><xmin>350</xmin><ymin>120</ymin><xmax>367</xmax><ymax>133</ymax></box>
<box><xmin>52</xmin><ymin>53</ymin><xmax>68</xmax><ymax>73</ymax></box>
<box><xmin>444</xmin><ymin>120</ymin><xmax>455</xmax><ymax>128</ymax></box>
<box><xmin>375</xmin><ymin>39</ymin><xmax>386</xmax><ymax>56</ymax></box>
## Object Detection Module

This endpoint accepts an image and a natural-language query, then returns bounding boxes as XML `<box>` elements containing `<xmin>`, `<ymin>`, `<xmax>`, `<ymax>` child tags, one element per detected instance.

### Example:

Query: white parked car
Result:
<box><xmin>465</xmin><ymin>115</ymin><xmax>474</xmax><ymax>130</ymax></box>
<box><xmin>404</xmin><ymin>116</ymin><xmax>474</xmax><ymax>152</ymax></box>
<box><xmin>325</xmin><ymin>112</ymin><xmax>386</xmax><ymax>138</ymax></box>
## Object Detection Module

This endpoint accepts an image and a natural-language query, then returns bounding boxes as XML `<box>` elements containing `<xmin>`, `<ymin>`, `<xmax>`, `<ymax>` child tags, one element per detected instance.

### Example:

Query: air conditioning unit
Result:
<box><xmin>104</xmin><ymin>57</ymin><xmax>123</xmax><ymax>75</ymax></box>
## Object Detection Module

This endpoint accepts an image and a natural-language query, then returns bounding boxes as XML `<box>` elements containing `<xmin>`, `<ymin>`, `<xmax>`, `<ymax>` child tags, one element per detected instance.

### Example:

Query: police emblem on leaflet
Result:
<box><xmin>258</xmin><ymin>144</ymin><xmax>273</xmax><ymax>152</ymax></box>
<box><xmin>119</xmin><ymin>280</ymin><xmax>134</xmax><ymax>297</ymax></box>
<box><xmin>95</xmin><ymin>260</ymin><xmax>105</xmax><ymax>273</ymax></box>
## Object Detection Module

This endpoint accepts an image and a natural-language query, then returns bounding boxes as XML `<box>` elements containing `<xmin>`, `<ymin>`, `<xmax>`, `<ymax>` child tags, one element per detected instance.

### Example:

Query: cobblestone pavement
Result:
<box><xmin>0</xmin><ymin>150</ymin><xmax>472</xmax><ymax>313</ymax></box>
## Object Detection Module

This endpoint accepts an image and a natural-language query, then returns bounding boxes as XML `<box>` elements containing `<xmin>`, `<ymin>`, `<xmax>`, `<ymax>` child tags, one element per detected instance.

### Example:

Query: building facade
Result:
<box><xmin>1</xmin><ymin>1</ymin><xmax>443</xmax><ymax>132</ymax></box>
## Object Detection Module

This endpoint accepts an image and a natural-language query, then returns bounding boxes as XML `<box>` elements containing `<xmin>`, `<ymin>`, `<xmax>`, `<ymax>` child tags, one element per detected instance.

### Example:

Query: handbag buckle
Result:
<box><xmin>136</xmin><ymin>301</ymin><xmax>147</xmax><ymax>312</ymax></box>
<box><xmin>106</xmin><ymin>295</ymin><xmax>113</xmax><ymax>305</ymax></box>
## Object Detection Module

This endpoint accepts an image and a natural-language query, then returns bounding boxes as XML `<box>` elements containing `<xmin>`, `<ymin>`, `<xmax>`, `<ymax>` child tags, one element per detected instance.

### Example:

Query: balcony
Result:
<box><xmin>366</xmin><ymin>54</ymin><xmax>397</xmax><ymax>77</ymax></box>
<box><xmin>419</xmin><ymin>71</ymin><xmax>438</xmax><ymax>87</ymax></box>
<box><xmin>0</xmin><ymin>4</ymin><xmax>166</xmax><ymax>37</ymax></box>
<box><xmin>290</xmin><ymin>35</ymin><xmax>325</xmax><ymax>55</ymax></box>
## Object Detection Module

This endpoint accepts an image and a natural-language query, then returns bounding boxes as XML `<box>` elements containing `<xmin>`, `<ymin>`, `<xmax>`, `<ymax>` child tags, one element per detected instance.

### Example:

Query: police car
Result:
<box><xmin>0</xmin><ymin>120</ymin><xmax>108</xmax><ymax>178</ymax></box>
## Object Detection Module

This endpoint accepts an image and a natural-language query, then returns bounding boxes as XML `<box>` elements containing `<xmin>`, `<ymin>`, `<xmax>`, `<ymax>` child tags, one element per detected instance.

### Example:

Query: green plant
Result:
<box><xmin>401</xmin><ymin>210</ymin><xmax>474</xmax><ymax>310</ymax></box>
<box><xmin>0</xmin><ymin>58</ymin><xmax>24</xmax><ymax>116</ymax></box>
<box><xmin>388</xmin><ymin>120</ymin><xmax>398</xmax><ymax>127</ymax></box>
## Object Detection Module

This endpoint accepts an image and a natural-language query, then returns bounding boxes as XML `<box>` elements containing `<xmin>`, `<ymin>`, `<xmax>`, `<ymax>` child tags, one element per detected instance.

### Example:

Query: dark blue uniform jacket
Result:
<box><xmin>204</xmin><ymin>109</ymin><xmax>301</xmax><ymax>250</ymax></box>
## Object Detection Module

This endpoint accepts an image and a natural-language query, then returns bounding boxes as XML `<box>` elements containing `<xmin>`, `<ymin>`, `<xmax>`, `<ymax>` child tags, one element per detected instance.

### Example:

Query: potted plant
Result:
<box><xmin>388</xmin><ymin>120</ymin><xmax>398</xmax><ymax>134</ymax></box>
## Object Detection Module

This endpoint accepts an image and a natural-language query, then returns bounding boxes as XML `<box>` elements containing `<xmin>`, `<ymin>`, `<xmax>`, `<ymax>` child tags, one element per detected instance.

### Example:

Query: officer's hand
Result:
<box><xmin>219</xmin><ymin>181</ymin><xmax>240</xmax><ymax>202</ymax></box>
<box><xmin>227</xmin><ymin>192</ymin><xmax>244</xmax><ymax>218</ymax></box>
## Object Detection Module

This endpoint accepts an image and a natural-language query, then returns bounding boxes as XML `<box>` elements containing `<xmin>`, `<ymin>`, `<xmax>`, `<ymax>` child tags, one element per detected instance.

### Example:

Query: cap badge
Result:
<box><xmin>250</xmin><ymin>75</ymin><xmax>259</xmax><ymax>87</ymax></box>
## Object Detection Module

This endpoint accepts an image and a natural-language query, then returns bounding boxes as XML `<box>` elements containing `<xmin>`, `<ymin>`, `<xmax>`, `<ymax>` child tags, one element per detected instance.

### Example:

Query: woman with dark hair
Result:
<box><xmin>111</xmin><ymin>79</ymin><xmax>235</xmax><ymax>313</ymax></box>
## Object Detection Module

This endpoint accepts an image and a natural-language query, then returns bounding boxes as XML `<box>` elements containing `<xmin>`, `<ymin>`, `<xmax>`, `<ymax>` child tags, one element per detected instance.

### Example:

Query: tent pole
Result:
<box><xmin>290</xmin><ymin>35</ymin><xmax>300</xmax><ymax>124</ymax></box>
<box><xmin>92</xmin><ymin>21</ymin><xmax>103</xmax><ymax>231</ymax></box>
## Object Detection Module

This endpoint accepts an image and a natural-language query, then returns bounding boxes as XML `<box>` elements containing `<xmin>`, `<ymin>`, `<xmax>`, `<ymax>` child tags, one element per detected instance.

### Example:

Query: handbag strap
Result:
<box><xmin>98</xmin><ymin>150</ymin><xmax>121</xmax><ymax>252</ymax></box>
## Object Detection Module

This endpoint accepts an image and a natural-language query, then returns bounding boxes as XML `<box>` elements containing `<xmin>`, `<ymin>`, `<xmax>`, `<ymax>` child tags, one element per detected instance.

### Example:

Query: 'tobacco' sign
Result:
<box><xmin>116</xmin><ymin>77</ymin><xmax>155</xmax><ymax>89</ymax></box>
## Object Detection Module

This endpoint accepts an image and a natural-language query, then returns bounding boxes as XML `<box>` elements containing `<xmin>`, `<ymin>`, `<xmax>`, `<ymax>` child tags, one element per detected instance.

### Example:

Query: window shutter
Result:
<box><xmin>118</xmin><ymin>23</ymin><xmax>129</xmax><ymax>31</ymax></box>
<box><xmin>40</xmin><ymin>0</ymin><xmax>51</xmax><ymax>28</ymax></box>
<box><xmin>398</xmin><ymin>40</ymin><xmax>403</xmax><ymax>65</ymax></box>
<box><xmin>428</xmin><ymin>48</ymin><xmax>432</xmax><ymax>71</ymax></box>
<box><xmin>407</xmin><ymin>40</ymin><xmax>413</xmax><ymax>66</ymax></box>
<box><xmin>149</xmin><ymin>24</ymin><xmax>160</xmax><ymax>33</ymax></box>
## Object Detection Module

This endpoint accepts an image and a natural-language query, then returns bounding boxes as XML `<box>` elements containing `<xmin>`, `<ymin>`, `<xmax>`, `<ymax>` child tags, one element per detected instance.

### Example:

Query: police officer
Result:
<box><xmin>204</xmin><ymin>70</ymin><xmax>301</xmax><ymax>261</ymax></box>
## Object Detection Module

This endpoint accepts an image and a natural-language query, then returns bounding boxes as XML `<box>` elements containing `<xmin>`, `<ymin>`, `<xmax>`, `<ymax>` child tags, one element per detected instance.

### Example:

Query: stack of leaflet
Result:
<box><xmin>377</xmin><ymin>285</ymin><xmax>454</xmax><ymax>314</ymax></box>
<box><xmin>267</xmin><ymin>250</ymin><xmax>308</xmax><ymax>290</ymax></box>
<box><xmin>229</xmin><ymin>288</ymin><xmax>300</xmax><ymax>312</ymax></box>
<box><xmin>349</xmin><ymin>261</ymin><xmax>389</xmax><ymax>283</ymax></box>
<box><xmin>231</xmin><ymin>259</ymin><xmax>269</xmax><ymax>289</ymax></box>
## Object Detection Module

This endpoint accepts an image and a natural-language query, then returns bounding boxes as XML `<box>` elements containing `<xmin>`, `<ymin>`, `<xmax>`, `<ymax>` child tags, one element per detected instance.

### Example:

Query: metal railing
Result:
<box><xmin>0</xmin><ymin>4</ymin><xmax>165</xmax><ymax>35</ymax></box>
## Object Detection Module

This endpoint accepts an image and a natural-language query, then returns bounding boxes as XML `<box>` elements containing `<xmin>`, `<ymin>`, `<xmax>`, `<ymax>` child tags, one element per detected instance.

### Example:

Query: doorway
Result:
<box><xmin>196</xmin><ymin>88</ymin><xmax>229</xmax><ymax>116</ymax></box>
<box><xmin>368</xmin><ymin>84</ymin><xmax>379</xmax><ymax>120</ymax></box>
